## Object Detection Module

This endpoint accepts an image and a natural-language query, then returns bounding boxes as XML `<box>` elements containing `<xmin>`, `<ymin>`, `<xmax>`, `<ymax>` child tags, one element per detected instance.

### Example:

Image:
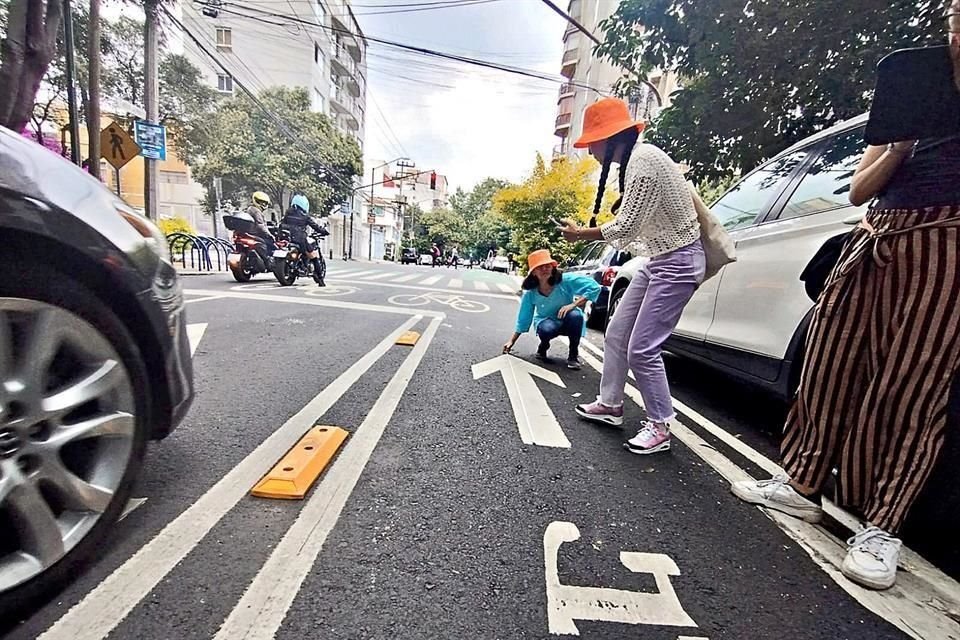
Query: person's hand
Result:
<box><xmin>555</xmin><ymin>218</ymin><xmax>580</xmax><ymax>242</ymax></box>
<box><xmin>558</xmin><ymin>303</ymin><xmax>576</xmax><ymax>319</ymax></box>
<box><xmin>502</xmin><ymin>341</ymin><xmax>514</xmax><ymax>354</ymax></box>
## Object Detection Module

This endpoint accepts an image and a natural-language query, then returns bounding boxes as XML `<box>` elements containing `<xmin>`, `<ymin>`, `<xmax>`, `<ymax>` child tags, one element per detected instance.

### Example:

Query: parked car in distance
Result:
<box><xmin>491</xmin><ymin>256</ymin><xmax>511</xmax><ymax>273</ymax></box>
<box><xmin>419</xmin><ymin>253</ymin><xmax>434</xmax><ymax>265</ymax></box>
<box><xmin>0</xmin><ymin>126</ymin><xmax>195</xmax><ymax>615</ymax></box>
<box><xmin>606</xmin><ymin>114</ymin><xmax>868</xmax><ymax>400</ymax></box>
<box><xmin>565</xmin><ymin>241</ymin><xmax>634</xmax><ymax>330</ymax></box>
<box><xmin>400</xmin><ymin>247</ymin><xmax>418</xmax><ymax>264</ymax></box>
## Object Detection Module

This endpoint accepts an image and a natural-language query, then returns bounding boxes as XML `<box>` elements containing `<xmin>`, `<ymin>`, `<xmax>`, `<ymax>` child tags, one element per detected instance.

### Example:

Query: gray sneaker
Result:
<box><xmin>731</xmin><ymin>474</ymin><xmax>823</xmax><ymax>523</ymax></box>
<box><xmin>566</xmin><ymin>358</ymin><xmax>582</xmax><ymax>370</ymax></box>
<box><xmin>841</xmin><ymin>526</ymin><xmax>901</xmax><ymax>590</ymax></box>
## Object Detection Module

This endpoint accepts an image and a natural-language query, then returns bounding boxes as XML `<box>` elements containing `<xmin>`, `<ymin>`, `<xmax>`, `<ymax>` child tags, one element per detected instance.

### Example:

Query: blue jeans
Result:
<box><xmin>537</xmin><ymin>309</ymin><xmax>584</xmax><ymax>360</ymax></box>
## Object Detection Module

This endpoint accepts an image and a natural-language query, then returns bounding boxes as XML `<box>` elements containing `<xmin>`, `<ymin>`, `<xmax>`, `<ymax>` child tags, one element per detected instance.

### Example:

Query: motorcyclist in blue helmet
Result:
<box><xmin>280</xmin><ymin>194</ymin><xmax>329</xmax><ymax>286</ymax></box>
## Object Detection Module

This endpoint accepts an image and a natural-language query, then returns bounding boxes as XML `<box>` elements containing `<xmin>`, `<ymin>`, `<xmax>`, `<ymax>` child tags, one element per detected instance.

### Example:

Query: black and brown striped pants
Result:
<box><xmin>782</xmin><ymin>205</ymin><xmax>960</xmax><ymax>533</ymax></box>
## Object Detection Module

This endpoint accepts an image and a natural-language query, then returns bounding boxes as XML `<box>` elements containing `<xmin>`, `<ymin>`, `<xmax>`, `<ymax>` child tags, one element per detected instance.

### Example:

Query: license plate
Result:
<box><xmin>272</xmin><ymin>250</ymin><xmax>288</xmax><ymax>259</ymax></box>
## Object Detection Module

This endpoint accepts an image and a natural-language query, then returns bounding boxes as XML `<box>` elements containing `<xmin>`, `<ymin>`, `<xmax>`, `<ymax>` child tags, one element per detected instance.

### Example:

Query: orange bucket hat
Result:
<box><xmin>527</xmin><ymin>249</ymin><xmax>558</xmax><ymax>271</ymax></box>
<box><xmin>573</xmin><ymin>97</ymin><xmax>645</xmax><ymax>149</ymax></box>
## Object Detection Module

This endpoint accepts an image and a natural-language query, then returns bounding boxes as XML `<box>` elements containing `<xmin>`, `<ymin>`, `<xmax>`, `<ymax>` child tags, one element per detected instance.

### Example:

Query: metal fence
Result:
<box><xmin>166</xmin><ymin>233</ymin><xmax>233</xmax><ymax>271</ymax></box>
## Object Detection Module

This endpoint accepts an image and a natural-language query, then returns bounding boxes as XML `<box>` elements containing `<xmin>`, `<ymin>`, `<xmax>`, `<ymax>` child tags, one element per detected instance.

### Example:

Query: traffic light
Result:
<box><xmin>430</xmin><ymin>171</ymin><xmax>437</xmax><ymax>190</ymax></box>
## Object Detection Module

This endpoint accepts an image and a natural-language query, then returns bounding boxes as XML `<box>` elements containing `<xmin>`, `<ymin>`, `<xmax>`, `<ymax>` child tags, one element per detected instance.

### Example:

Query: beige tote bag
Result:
<box><xmin>688</xmin><ymin>182</ymin><xmax>736</xmax><ymax>282</ymax></box>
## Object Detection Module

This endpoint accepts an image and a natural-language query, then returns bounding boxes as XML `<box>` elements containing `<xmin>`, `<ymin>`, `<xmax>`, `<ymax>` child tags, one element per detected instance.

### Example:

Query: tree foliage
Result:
<box><xmin>598</xmin><ymin>0</ymin><xmax>945</xmax><ymax>181</ymax></box>
<box><xmin>449</xmin><ymin>177</ymin><xmax>511</xmax><ymax>257</ymax></box>
<box><xmin>493</xmin><ymin>154</ymin><xmax>605</xmax><ymax>268</ymax></box>
<box><xmin>192</xmin><ymin>87</ymin><xmax>362</xmax><ymax>216</ymax></box>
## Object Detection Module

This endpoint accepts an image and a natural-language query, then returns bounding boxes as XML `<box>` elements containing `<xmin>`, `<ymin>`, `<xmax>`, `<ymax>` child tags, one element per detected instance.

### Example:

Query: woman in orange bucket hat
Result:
<box><xmin>502</xmin><ymin>249</ymin><xmax>601</xmax><ymax>369</ymax></box>
<box><xmin>558</xmin><ymin>97</ymin><xmax>704</xmax><ymax>455</ymax></box>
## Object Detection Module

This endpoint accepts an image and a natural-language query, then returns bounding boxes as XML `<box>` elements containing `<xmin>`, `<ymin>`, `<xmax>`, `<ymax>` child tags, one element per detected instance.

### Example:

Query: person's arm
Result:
<box><xmin>849</xmin><ymin>141</ymin><xmax>916</xmax><ymax>206</ymax></box>
<box><xmin>252</xmin><ymin>209</ymin><xmax>274</xmax><ymax>238</ymax></box>
<box><xmin>502</xmin><ymin>331</ymin><xmax>523</xmax><ymax>354</ymax></box>
<box><xmin>505</xmin><ymin>293</ymin><xmax>534</xmax><ymax>352</ymax></box>
<box><xmin>557</xmin><ymin>275</ymin><xmax>601</xmax><ymax>318</ymax></box>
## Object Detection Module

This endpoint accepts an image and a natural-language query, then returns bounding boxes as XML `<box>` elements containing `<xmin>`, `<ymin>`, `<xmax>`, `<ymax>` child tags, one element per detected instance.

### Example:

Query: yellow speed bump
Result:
<box><xmin>396</xmin><ymin>330</ymin><xmax>421</xmax><ymax>346</ymax></box>
<box><xmin>251</xmin><ymin>426</ymin><xmax>349</xmax><ymax>499</ymax></box>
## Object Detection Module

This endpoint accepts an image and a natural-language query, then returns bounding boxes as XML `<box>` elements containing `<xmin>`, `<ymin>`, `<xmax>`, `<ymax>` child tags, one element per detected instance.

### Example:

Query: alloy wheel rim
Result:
<box><xmin>0</xmin><ymin>298</ymin><xmax>135</xmax><ymax>592</ymax></box>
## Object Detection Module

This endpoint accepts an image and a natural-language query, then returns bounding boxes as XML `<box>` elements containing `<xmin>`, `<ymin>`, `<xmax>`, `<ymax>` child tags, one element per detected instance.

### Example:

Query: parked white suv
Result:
<box><xmin>607</xmin><ymin>114</ymin><xmax>869</xmax><ymax>399</ymax></box>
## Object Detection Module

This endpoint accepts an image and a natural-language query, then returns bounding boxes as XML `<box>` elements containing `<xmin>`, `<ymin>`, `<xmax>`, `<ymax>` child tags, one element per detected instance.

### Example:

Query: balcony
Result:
<box><xmin>558</xmin><ymin>82</ymin><xmax>574</xmax><ymax>102</ymax></box>
<box><xmin>552</xmin><ymin>143</ymin><xmax>568</xmax><ymax>159</ymax></box>
<box><xmin>555</xmin><ymin>112</ymin><xmax>572</xmax><ymax>135</ymax></box>
<box><xmin>568</xmin><ymin>0</ymin><xmax>581</xmax><ymax>20</ymax></box>
<box><xmin>560</xmin><ymin>48</ymin><xmax>578</xmax><ymax>79</ymax></box>
<box><xmin>332</xmin><ymin>42</ymin><xmax>358</xmax><ymax>78</ymax></box>
<box><xmin>331</xmin><ymin>85</ymin><xmax>360</xmax><ymax>130</ymax></box>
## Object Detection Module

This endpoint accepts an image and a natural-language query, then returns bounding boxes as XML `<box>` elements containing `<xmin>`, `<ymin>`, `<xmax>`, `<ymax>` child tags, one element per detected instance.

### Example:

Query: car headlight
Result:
<box><xmin>117</xmin><ymin>206</ymin><xmax>171</xmax><ymax>263</ymax></box>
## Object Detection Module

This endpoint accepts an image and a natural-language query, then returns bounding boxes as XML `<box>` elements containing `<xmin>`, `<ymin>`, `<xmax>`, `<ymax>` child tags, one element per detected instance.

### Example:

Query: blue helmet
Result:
<box><xmin>291</xmin><ymin>194</ymin><xmax>310</xmax><ymax>213</ymax></box>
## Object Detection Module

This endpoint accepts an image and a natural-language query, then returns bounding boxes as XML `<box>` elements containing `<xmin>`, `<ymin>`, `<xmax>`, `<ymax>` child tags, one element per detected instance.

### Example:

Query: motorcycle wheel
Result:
<box><xmin>230</xmin><ymin>264</ymin><xmax>253</xmax><ymax>282</ymax></box>
<box><xmin>273</xmin><ymin>259</ymin><xmax>298</xmax><ymax>286</ymax></box>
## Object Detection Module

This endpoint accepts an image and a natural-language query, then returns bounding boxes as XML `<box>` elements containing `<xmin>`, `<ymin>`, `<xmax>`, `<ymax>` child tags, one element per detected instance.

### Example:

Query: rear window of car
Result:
<box><xmin>778</xmin><ymin>127</ymin><xmax>865</xmax><ymax>219</ymax></box>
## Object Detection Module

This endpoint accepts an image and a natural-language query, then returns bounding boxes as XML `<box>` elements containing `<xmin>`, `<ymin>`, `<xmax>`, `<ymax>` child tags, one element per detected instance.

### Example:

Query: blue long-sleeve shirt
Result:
<box><xmin>515</xmin><ymin>273</ymin><xmax>601</xmax><ymax>336</ymax></box>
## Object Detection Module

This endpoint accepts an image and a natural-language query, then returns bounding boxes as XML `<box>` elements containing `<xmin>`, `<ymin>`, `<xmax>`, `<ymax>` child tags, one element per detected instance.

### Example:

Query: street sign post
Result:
<box><xmin>134</xmin><ymin>120</ymin><xmax>167</xmax><ymax>161</ymax></box>
<box><xmin>100</xmin><ymin>121</ymin><xmax>140</xmax><ymax>170</ymax></box>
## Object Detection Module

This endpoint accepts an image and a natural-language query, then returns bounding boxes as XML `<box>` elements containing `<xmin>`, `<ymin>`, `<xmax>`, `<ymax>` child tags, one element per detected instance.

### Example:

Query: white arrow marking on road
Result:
<box><xmin>187</xmin><ymin>322</ymin><xmax>207</xmax><ymax>357</ymax></box>
<box><xmin>544</xmin><ymin>521</ymin><xmax>699</xmax><ymax>636</ymax></box>
<box><xmin>472</xmin><ymin>355</ymin><xmax>570</xmax><ymax>448</ymax></box>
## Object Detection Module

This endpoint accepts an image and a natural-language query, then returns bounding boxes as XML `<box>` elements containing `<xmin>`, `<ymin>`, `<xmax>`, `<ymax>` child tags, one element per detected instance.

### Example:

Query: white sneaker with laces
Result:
<box><xmin>623</xmin><ymin>421</ymin><xmax>671</xmax><ymax>455</ymax></box>
<box><xmin>841</xmin><ymin>526</ymin><xmax>901</xmax><ymax>590</ymax></box>
<box><xmin>730</xmin><ymin>474</ymin><xmax>823</xmax><ymax>523</ymax></box>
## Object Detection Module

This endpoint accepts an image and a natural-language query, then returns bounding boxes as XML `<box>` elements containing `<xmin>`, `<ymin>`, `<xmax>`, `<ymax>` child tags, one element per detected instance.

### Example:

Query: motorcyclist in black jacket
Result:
<box><xmin>281</xmin><ymin>194</ymin><xmax>328</xmax><ymax>286</ymax></box>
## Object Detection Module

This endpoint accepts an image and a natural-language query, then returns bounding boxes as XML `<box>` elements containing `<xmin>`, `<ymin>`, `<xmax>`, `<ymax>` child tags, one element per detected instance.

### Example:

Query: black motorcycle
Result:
<box><xmin>272</xmin><ymin>229</ymin><xmax>328</xmax><ymax>286</ymax></box>
<box><xmin>222</xmin><ymin>211</ymin><xmax>278</xmax><ymax>282</ymax></box>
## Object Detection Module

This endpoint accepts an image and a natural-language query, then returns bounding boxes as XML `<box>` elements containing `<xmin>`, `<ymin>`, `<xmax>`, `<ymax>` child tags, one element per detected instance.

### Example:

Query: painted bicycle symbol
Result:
<box><xmin>388</xmin><ymin>292</ymin><xmax>490</xmax><ymax>313</ymax></box>
<box><xmin>303</xmin><ymin>284</ymin><xmax>358</xmax><ymax>297</ymax></box>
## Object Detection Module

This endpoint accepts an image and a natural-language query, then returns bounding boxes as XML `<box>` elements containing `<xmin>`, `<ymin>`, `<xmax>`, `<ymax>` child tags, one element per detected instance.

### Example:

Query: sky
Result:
<box><xmin>351</xmin><ymin>0</ymin><xmax>568</xmax><ymax>191</ymax></box>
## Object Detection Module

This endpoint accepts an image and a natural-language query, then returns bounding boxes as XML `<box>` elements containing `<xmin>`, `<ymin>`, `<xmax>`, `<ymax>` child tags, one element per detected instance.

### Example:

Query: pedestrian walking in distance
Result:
<box><xmin>732</xmin><ymin>1</ymin><xmax>960</xmax><ymax>591</ymax></box>
<box><xmin>502</xmin><ymin>250</ymin><xmax>600</xmax><ymax>370</ymax></box>
<box><xmin>558</xmin><ymin>97</ymin><xmax>704</xmax><ymax>455</ymax></box>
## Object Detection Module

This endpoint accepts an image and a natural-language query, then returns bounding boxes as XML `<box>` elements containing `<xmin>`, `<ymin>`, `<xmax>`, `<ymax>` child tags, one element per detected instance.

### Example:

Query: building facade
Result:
<box><xmin>554</xmin><ymin>0</ymin><xmax>679</xmax><ymax>159</ymax></box>
<box><xmin>180</xmin><ymin>0</ymin><xmax>368</xmax><ymax>253</ymax></box>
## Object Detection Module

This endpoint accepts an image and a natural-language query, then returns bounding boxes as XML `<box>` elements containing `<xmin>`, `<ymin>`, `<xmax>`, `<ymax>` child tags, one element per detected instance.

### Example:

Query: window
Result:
<box><xmin>215</xmin><ymin>27</ymin><xmax>232</xmax><ymax>50</ymax></box>
<box><xmin>160</xmin><ymin>170</ymin><xmax>189</xmax><ymax>184</ymax></box>
<box><xmin>313</xmin><ymin>88</ymin><xmax>324</xmax><ymax>112</ymax></box>
<box><xmin>217</xmin><ymin>73</ymin><xmax>233</xmax><ymax>93</ymax></box>
<box><xmin>314</xmin><ymin>0</ymin><xmax>326</xmax><ymax>23</ymax></box>
<box><xmin>779</xmin><ymin>128</ymin><xmax>865</xmax><ymax>220</ymax></box>
<box><xmin>315</xmin><ymin>43</ymin><xmax>325</xmax><ymax>67</ymax></box>
<box><xmin>711</xmin><ymin>149</ymin><xmax>809</xmax><ymax>230</ymax></box>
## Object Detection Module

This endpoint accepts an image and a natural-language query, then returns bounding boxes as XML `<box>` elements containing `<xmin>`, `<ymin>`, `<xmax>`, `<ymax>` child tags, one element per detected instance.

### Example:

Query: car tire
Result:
<box><xmin>586</xmin><ymin>306</ymin><xmax>606</xmax><ymax>331</ymax></box>
<box><xmin>604</xmin><ymin>286</ymin><xmax>626</xmax><ymax>334</ymax></box>
<box><xmin>0</xmin><ymin>261</ymin><xmax>150</xmax><ymax>622</ymax></box>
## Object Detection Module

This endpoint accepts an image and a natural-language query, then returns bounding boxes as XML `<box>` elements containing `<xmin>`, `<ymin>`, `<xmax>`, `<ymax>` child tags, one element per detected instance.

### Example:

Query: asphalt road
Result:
<box><xmin>7</xmin><ymin>260</ymin><xmax>960</xmax><ymax>640</ymax></box>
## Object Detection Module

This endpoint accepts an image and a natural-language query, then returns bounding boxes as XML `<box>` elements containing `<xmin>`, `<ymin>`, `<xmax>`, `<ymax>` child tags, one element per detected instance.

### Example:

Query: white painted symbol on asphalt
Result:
<box><xmin>302</xmin><ymin>285</ymin><xmax>359</xmax><ymax>297</ymax></box>
<box><xmin>390</xmin><ymin>292</ymin><xmax>490</xmax><ymax>313</ymax></box>
<box><xmin>543</xmin><ymin>521</ymin><xmax>700</xmax><ymax>637</ymax></box>
<box><xmin>472</xmin><ymin>355</ymin><xmax>570</xmax><ymax>448</ymax></box>
<box><xmin>187</xmin><ymin>322</ymin><xmax>207</xmax><ymax>357</ymax></box>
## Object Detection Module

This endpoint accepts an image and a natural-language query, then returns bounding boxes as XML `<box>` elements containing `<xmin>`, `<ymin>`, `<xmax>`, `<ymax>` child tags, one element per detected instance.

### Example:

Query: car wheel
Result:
<box><xmin>604</xmin><ymin>286</ymin><xmax>626</xmax><ymax>334</ymax></box>
<box><xmin>0</xmin><ymin>263</ymin><xmax>150</xmax><ymax>619</ymax></box>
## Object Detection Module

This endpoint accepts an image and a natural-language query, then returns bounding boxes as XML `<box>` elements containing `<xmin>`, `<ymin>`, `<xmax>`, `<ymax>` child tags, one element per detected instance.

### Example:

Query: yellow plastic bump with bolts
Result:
<box><xmin>396</xmin><ymin>331</ymin><xmax>421</xmax><ymax>346</ymax></box>
<box><xmin>251</xmin><ymin>426</ymin><xmax>349</xmax><ymax>499</ymax></box>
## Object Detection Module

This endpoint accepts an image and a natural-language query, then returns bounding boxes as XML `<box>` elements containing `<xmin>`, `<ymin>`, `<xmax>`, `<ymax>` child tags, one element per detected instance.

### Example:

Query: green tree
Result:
<box><xmin>450</xmin><ymin>177</ymin><xmax>512</xmax><ymax>258</ymax></box>
<box><xmin>193</xmin><ymin>86</ymin><xmax>361</xmax><ymax>216</ymax></box>
<box><xmin>417</xmin><ymin>207</ymin><xmax>465</xmax><ymax>247</ymax></box>
<box><xmin>598</xmin><ymin>0</ymin><xmax>944</xmax><ymax>181</ymax></box>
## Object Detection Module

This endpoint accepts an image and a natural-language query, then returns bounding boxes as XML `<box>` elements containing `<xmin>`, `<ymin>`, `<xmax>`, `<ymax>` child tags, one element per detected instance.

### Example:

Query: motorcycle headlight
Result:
<box><xmin>117</xmin><ymin>206</ymin><xmax>171</xmax><ymax>263</ymax></box>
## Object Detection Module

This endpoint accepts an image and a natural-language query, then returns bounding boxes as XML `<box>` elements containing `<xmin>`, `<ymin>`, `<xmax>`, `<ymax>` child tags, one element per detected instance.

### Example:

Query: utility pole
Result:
<box><xmin>367</xmin><ymin>165</ymin><xmax>375</xmax><ymax>260</ymax></box>
<box><xmin>87</xmin><ymin>0</ymin><xmax>101</xmax><ymax>179</ymax></box>
<box><xmin>144</xmin><ymin>0</ymin><xmax>160</xmax><ymax>219</ymax></box>
<box><xmin>62</xmin><ymin>0</ymin><xmax>81</xmax><ymax>165</ymax></box>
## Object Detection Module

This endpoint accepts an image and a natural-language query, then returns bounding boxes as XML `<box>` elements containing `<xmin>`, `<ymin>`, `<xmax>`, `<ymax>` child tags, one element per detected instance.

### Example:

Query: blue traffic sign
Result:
<box><xmin>134</xmin><ymin>120</ymin><xmax>167</xmax><ymax>161</ymax></box>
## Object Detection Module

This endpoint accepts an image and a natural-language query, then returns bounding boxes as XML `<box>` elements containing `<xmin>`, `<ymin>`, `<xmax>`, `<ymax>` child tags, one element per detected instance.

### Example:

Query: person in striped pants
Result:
<box><xmin>733</xmin><ymin>4</ymin><xmax>960</xmax><ymax>590</ymax></box>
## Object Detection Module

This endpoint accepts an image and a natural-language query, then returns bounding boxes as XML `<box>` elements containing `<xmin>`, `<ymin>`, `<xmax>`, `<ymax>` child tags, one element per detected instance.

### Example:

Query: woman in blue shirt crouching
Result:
<box><xmin>502</xmin><ymin>249</ymin><xmax>601</xmax><ymax>370</ymax></box>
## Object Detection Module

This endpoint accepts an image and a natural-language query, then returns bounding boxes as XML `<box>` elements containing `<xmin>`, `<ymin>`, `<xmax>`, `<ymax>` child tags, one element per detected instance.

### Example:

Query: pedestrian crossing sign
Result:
<box><xmin>100</xmin><ymin>121</ymin><xmax>141</xmax><ymax>170</ymax></box>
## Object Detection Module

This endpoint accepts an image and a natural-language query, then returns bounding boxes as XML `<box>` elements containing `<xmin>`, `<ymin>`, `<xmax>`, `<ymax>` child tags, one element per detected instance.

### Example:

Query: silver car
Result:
<box><xmin>607</xmin><ymin>114</ymin><xmax>868</xmax><ymax>399</ymax></box>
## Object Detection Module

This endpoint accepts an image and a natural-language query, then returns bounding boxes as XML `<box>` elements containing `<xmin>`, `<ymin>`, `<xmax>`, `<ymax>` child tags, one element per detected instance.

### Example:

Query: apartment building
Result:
<box><xmin>554</xmin><ymin>0</ymin><xmax>678</xmax><ymax>159</ymax></box>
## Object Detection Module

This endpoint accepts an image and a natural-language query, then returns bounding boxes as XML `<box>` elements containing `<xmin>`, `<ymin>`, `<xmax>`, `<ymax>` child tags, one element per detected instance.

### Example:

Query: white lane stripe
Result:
<box><xmin>184</xmin><ymin>295</ymin><xmax>224</xmax><ymax>305</ymax></box>
<box><xmin>37</xmin><ymin>316</ymin><xmax>424</xmax><ymax>640</ymax></box>
<box><xmin>448</xmin><ymin>279</ymin><xmax>463</xmax><ymax>288</ymax></box>
<box><xmin>419</xmin><ymin>275</ymin><xmax>443</xmax><ymax>286</ymax></box>
<box><xmin>358</xmin><ymin>272</ymin><xmax>394</xmax><ymax>280</ymax></box>
<box><xmin>186</xmin><ymin>323</ymin><xmax>208</xmax><ymax>357</ymax></box>
<box><xmin>183</xmin><ymin>288</ymin><xmax>444</xmax><ymax>318</ymax></box>
<box><xmin>473</xmin><ymin>281</ymin><xmax>491</xmax><ymax>291</ymax></box>
<box><xmin>496</xmin><ymin>283</ymin><xmax>516</xmax><ymax>293</ymax></box>
<box><xmin>391</xmin><ymin>274</ymin><xmax>420</xmax><ymax>283</ymax></box>
<box><xmin>214</xmin><ymin>317</ymin><xmax>442</xmax><ymax>639</ymax></box>
<box><xmin>576</xmin><ymin>348</ymin><xmax>960</xmax><ymax>640</ymax></box>
<box><xmin>325</xmin><ymin>277</ymin><xmax>517</xmax><ymax>301</ymax></box>
<box><xmin>326</xmin><ymin>269</ymin><xmax>363</xmax><ymax>278</ymax></box>
<box><xmin>344</xmin><ymin>270</ymin><xmax>378</xmax><ymax>278</ymax></box>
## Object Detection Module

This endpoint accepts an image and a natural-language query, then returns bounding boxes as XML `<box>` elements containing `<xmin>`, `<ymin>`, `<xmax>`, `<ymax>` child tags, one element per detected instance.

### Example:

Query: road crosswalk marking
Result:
<box><xmin>359</xmin><ymin>272</ymin><xmax>394</xmax><ymax>280</ymax></box>
<box><xmin>474</xmin><ymin>281</ymin><xmax>491</xmax><ymax>291</ymax></box>
<box><xmin>496</xmin><ymin>283</ymin><xmax>516</xmax><ymax>293</ymax></box>
<box><xmin>420</xmin><ymin>275</ymin><xmax>443</xmax><ymax>286</ymax></box>
<box><xmin>344</xmin><ymin>269</ymin><xmax>378</xmax><ymax>278</ymax></box>
<box><xmin>391</xmin><ymin>273</ymin><xmax>420</xmax><ymax>282</ymax></box>
<box><xmin>449</xmin><ymin>279</ymin><xmax>463</xmax><ymax>288</ymax></box>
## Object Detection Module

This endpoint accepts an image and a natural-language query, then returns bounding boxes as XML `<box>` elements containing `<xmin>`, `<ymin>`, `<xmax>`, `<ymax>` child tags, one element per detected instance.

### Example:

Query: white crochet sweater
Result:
<box><xmin>600</xmin><ymin>143</ymin><xmax>701</xmax><ymax>257</ymax></box>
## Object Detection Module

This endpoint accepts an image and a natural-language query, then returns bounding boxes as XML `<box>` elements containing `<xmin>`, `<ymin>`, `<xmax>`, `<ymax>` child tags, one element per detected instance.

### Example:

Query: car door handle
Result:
<box><xmin>843</xmin><ymin>213</ymin><xmax>864</xmax><ymax>225</ymax></box>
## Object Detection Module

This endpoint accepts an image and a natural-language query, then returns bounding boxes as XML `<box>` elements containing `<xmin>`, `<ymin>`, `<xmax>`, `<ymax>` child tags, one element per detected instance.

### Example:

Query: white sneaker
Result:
<box><xmin>731</xmin><ymin>474</ymin><xmax>823</xmax><ymax>523</ymax></box>
<box><xmin>841</xmin><ymin>526</ymin><xmax>901</xmax><ymax>590</ymax></box>
<box><xmin>623</xmin><ymin>421</ymin><xmax>671</xmax><ymax>455</ymax></box>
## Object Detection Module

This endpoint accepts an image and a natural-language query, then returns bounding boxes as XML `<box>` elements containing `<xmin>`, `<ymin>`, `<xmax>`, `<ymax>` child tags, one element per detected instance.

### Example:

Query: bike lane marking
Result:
<box><xmin>212</xmin><ymin>317</ymin><xmax>443</xmax><ymax>639</ymax></box>
<box><xmin>325</xmin><ymin>276</ymin><xmax>518</xmax><ymax>300</ymax></box>
<box><xmin>390</xmin><ymin>273</ymin><xmax>420</xmax><ymax>283</ymax></box>
<box><xmin>474</xmin><ymin>281</ymin><xmax>491</xmax><ymax>291</ymax></box>
<box><xmin>449</xmin><ymin>278</ymin><xmax>463</xmax><ymax>288</ymax></box>
<box><xmin>574</xmin><ymin>342</ymin><xmax>960</xmax><ymax>640</ymax></box>
<box><xmin>388</xmin><ymin>292</ymin><xmax>491</xmax><ymax>314</ymax></box>
<box><xmin>37</xmin><ymin>316</ymin><xmax>426</xmax><ymax>640</ymax></box>
<box><xmin>419</xmin><ymin>275</ymin><xmax>443</xmax><ymax>286</ymax></box>
<box><xmin>184</xmin><ymin>288</ymin><xmax>445</xmax><ymax>318</ymax></box>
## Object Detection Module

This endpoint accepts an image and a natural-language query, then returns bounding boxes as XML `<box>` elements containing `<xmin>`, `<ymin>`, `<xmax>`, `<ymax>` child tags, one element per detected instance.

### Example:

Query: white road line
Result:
<box><xmin>391</xmin><ymin>274</ymin><xmax>420</xmax><ymax>283</ymax></box>
<box><xmin>37</xmin><ymin>316</ymin><xmax>424</xmax><ymax>640</ymax></box>
<box><xmin>186</xmin><ymin>323</ymin><xmax>207</xmax><ymax>357</ymax></box>
<box><xmin>358</xmin><ymin>272</ymin><xmax>394</xmax><ymax>280</ymax></box>
<box><xmin>214</xmin><ymin>316</ymin><xmax>442</xmax><ymax>639</ymax></box>
<box><xmin>325</xmin><ymin>277</ymin><xmax>517</xmax><ymax>300</ymax></box>
<box><xmin>448</xmin><ymin>279</ymin><xmax>463</xmax><ymax>288</ymax></box>
<box><xmin>576</xmin><ymin>348</ymin><xmax>960</xmax><ymax>640</ymax></box>
<box><xmin>419</xmin><ymin>275</ymin><xmax>443</xmax><ymax>286</ymax></box>
<box><xmin>474</xmin><ymin>281</ymin><xmax>491</xmax><ymax>291</ymax></box>
<box><xmin>326</xmin><ymin>269</ymin><xmax>363</xmax><ymax>278</ymax></box>
<box><xmin>496</xmin><ymin>283</ymin><xmax>516</xmax><ymax>293</ymax></box>
<box><xmin>344</xmin><ymin>269</ymin><xmax>378</xmax><ymax>278</ymax></box>
<box><xmin>184</xmin><ymin>294</ymin><xmax>224</xmax><ymax>305</ymax></box>
<box><xmin>183</xmin><ymin>288</ymin><xmax>444</xmax><ymax>318</ymax></box>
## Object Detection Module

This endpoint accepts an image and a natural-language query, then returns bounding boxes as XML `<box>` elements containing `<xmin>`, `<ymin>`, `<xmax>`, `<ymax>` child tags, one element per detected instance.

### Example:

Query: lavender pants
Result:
<box><xmin>599</xmin><ymin>239</ymin><xmax>706</xmax><ymax>422</ymax></box>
